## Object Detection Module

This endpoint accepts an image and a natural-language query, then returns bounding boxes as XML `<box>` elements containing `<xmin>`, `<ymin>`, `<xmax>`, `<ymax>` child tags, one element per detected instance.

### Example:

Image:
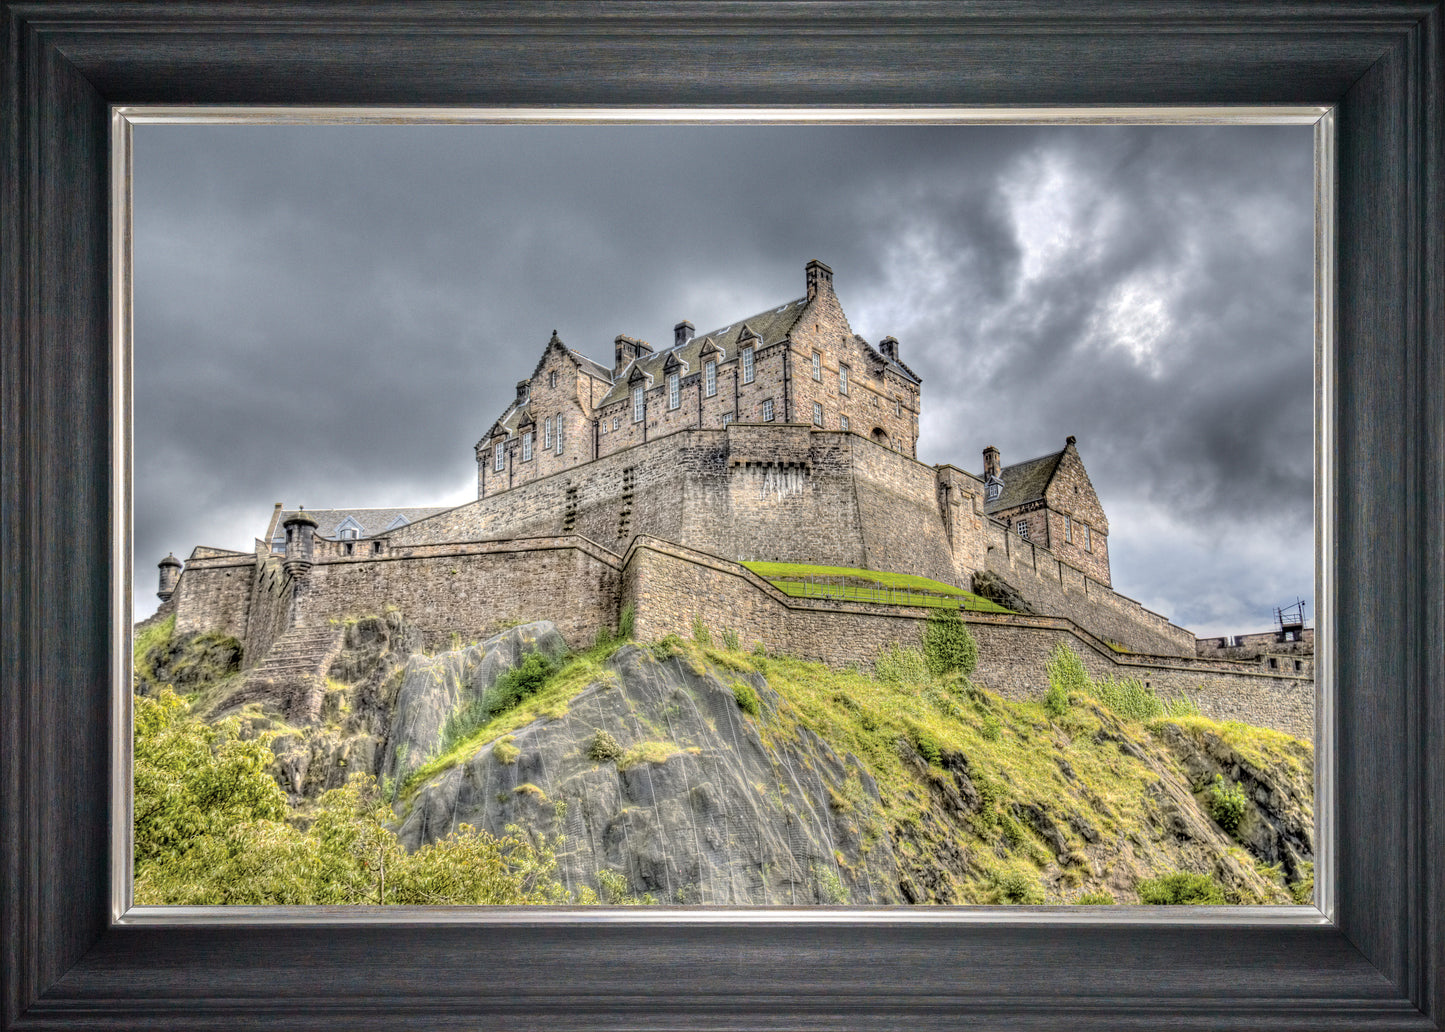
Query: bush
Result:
<box><xmin>691</xmin><ymin>615</ymin><xmax>712</xmax><ymax>647</ymax></box>
<box><xmin>908</xmin><ymin>725</ymin><xmax>942</xmax><ymax>766</ymax></box>
<box><xmin>650</xmin><ymin>633</ymin><xmax>686</xmax><ymax>659</ymax></box>
<box><xmin>587</xmin><ymin>728</ymin><xmax>623</xmax><ymax>763</ymax></box>
<box><xmin>617</xmin><ymin>603</ymin><xmax>636</xmax><ymax>641</ymax></box>
<box><xmin>1077</xmin><ymin>890</ymin><xmax>1115</xmax><ymax>905</ymax></box>
<box><xmin>720</xmin><ymin>627</ymin><xmax>741</xmax><ymax>651</ymax></box>
<box><xmin>1137</xmin><ymin>871</ymin><xmax>1226</xmax><ymax>905</ymax></box>
<box><xmin>732</xmin><ymin>681</ymin><xmax>761</xmax><ymax>717</ymax></box>
<box><xmin>1043</xmin><ymin>643</ymin><xmax>1088</xmax><ymax>717</ymax></box>
<box><xmin>1207</xmin><ymin>774</ymin><xmax>1249</xmax><ymax>834</ymax></box>
<box><xmin>990</xmin><ymin>870</ymin><xmax>1046</xmax><ymax>904</ymax></box>
<box><xmin>440</xmin><ymin>651</ymin><xmax>559</xmax><ymax>754</ymax></box>
<box><xmin>979</xmin><ymin>713</ymin><xmax>1003</xmax><ymax>741</ymax></box>
<box><xmin>922</xmin><ymin>605</ymin><xmax>978</xmax><ymax>677</ymax></box>
<box><xmin>875</xmin><ymin>642</ymin><xmax>929</xmax><ymax>688</ymax></box>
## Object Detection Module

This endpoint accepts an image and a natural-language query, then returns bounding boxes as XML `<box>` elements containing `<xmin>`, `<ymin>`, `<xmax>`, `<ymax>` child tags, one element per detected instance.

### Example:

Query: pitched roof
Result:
<box><xmin>595</xmin><ymin>296</ymin><xmax>808</xmax><ymax>408</ymax></box>
<box><xmin>271</xmin><ymin>506</ymin><xmax>453</xmax><ymax>540</ymax></box>
<box><xmin>983</xmin><ymin>450</ymin><xmax>1065</xmax><ymax>514</ymax></box>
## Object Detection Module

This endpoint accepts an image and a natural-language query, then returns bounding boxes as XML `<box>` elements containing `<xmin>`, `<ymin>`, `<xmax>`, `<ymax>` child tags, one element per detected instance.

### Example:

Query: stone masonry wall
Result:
<box><xmin>984</xmin><ymin>521</ymin><xmax>1196</xmax><ymax>657</ymax></box>
<box><xmin>242</xmin><ymin>550</ymin><xmax>294</xmax><ymax>672</ymax></box>
<box><xmin>172</xmin><ymin>553</ymin><xmax>253</xmax><ymax>640</ymax></box>
<box><xmin>623</xmin><ymin>537</ymin><xmax>1312</xmax><ymax>739</ymax></box>
<box><xmin>289</xmin><ymin>536</ymin><xmax>621</xmax><ymax>651</ymax></box>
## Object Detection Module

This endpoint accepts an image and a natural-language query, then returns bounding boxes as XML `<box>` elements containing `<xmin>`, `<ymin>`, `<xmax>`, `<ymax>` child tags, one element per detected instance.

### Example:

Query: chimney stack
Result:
<box><xmin>674</xmin><ymin>321</ymin><xmax>694</xmax><ymax>348</ymax></box>
<box><xmin>805</xmin><ymin>259</ymin><xmax>833</xmax><ymax>301</ymax></box>
<box><xmin>880</xmin><ymin>336</ymin><xmax>900</xmax><ymax>361</ymax></box>
<box><xmin>613</xmin><ymin>334</ymin><xmax>654</xmax><ymax>376</ymax></box>
<box><xmin>983</xmin><ymin>445</ymin><xmax>1001</xmax><ymax>480</ymax></box>
<box><xmin>515</xmin><ymin>380</ymin><xmax>530</xmax><ymax>404</ymax></box>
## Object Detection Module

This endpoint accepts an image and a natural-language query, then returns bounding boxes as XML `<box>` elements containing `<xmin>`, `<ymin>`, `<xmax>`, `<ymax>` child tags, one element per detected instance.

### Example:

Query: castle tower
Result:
<box><xmin>982</xmin><ymin>445</ymin><xmax>1003</xmax><ymax>504</ymax></box>
<box><xmin>156</xmin><ymin>553</ymin><xmax>181</xmax><ymax>602</ymax></box>
<box><xmin>282</xmin><ymin>509</ymin><xmax>319</xmax><ymax>579</ymax></box>
<box><xmin>805</xmin><ymin>258</ymin><xmax>833</xmax><ymax>300</ymax></box>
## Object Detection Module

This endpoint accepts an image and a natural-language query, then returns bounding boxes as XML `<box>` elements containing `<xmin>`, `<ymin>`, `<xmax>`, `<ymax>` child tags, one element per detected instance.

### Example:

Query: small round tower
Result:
<box><xmin>156</xmin><ymin>553</ymin><xmax>182</xmax><ymax>601</ymax></box>
<box><xmin>282</xmin><ymin>509</ymin><xmax>319</xmax><ymax>579</ymax></box>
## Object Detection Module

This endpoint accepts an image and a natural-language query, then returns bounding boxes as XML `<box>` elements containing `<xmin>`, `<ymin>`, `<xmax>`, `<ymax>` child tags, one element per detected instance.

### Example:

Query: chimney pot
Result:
<box><xmin>674</xmin><ymin>321</ymin><xmax>695</xmax><ymax>348</ymax></box>
<box><xmin>880</xmin><ymin>336</ymin><xmax>899</xmax><ymax>360</ymax></box>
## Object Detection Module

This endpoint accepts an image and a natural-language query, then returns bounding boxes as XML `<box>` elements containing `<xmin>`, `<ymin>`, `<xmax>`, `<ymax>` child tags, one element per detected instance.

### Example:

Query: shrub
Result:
<box><xmin>1290</xmin><ymin>861</ymin><xmax>1315</xmax><ymax>905</ymax></box>
<box><xmin>875</xmin><ymin>642</ymin><xmax>929</xmax><ymax>688</ymax></box>
<box><xmin>1207</xmin><ymin>774</ymin><xmax>1249</xmax><ymax>834</ymax></box>
<box><xmin>720</xmin><ymin>627</ymin><xmax>741</xmax><ymax>651</ymax></box>
<box><xmin>617</xmin><ymin>603</ymin><xmax>636</xmax><ymax>641</ymax></box>
<box><xmin>492</xmin><ymin>737</ymin><xmax>520</xmax><ymax>765</ymax></box>
<box><xmin>690</xmin><ymin>615</ymin><xmax>712</xmax><ymax>647</ymax></box>
<box><xmin>908</xmin><ymin>725</ymin><xmax>942</xmax><ymax>766</ymax></box>
<box><xmin>1137</xmin><ymin>871</ymin><xmax>1226</xmax><ymax>905</ymax></box>
<box><xmin>990</xmin><ymin>870</ymin><xmax>1046</xmax><ymax>904</ymax></box>
<box><xmin>732</xmin><ymin>681</ymin><xmax>761</xmax><ymax>717</ymax></box>
<box><xmin>922</xmin><ymin>605</ymin><xmax>978</xmax><ymax>677</ymax></box>
<box><xmin>440</xmin><ymin>651</ymin><xmax>559</xmax><ymax>754</ymax></box>
<box><xmin>650</xmin><ymin>633</ymin><xmax>686</xmax><ymax>660</ymax></box>
<box><xmin>750</xmin><ymin>640</ymin><xmax>768</xmax><ymax>658</ymax></box>
<box><xmin>587</xmin><ymin>728</ymin><xmax>623</xmax><ymax>763</ymax></box>
<box><xmin>1043</xmin><ymin>643</ymin><xmax>1087</xmax><ymax>717</ymax></box>
<box><xmin>979</xmin><ymin>713</ymin><xmax>1002</xmax><ymax>741</ymax></box>
<box><xmin>1077</xmin><ymin>890</ymin><xmax>1115</xmax><ymax>905</ymax></box>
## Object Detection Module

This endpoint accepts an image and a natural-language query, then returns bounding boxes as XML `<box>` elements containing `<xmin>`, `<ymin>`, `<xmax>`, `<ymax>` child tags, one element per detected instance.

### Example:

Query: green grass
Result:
<box><xmin>739</xmin><ymin>561</ymin><xmax>1011</xmax><ymax>613</ymax></box>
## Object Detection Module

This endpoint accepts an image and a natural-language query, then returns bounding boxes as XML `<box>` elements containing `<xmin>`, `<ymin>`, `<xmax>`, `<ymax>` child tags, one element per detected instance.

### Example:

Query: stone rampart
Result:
<box><xmin>242</xmin><ymin>549</ymin><xmax>294</xmax><ymax>672</ymax></box>
<box><xmin>172</xmin><ymin>551</ymin><xmax>253</xmax><ymax>640</ymax></box>
<box><xmin>622</xmin><ymin>537</ymin><xmax>1311</xmax><ymax>739</ymax></box>
<box><xmin>289</xmin><ymin>536</ymin><xmax>622</xmax><ymax>651</ymax></box>
<box><xmin>984</xmin><ymin>523</ymin><xmax>1196</xmax><ymax>657</ymax></box>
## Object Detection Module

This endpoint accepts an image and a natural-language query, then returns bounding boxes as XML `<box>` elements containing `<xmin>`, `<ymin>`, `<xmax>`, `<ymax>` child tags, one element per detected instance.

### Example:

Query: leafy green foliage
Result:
<box><xmin>133</xmin><ymin>690</ymin><xmax>570</xmax><ymax>904</ymax></box>
<box><xmin>440</xmin><ymin>651</ymin><xmax>559</xmax><ymax>755</ymax></box>
<box><xmin>691</xmin><ymin>615</ymin><xmax>712</xmax><ymax>647</ymax></box>
<box><xmin>988</xmin><ymin>869</ymin><xmax>1046</xmax><ymax>904</ymax></box>
<box><xmin>618</xmin><ymin>603</ymin><xmax>636</xmax><ymax>641</ymax></box>
<box><xmin>1207</xmin><ymin>774</ymin><xmax>1249</xmax><ymax>834</ymax></box>
<box><xmin>732</xmin><ymin>680</ymin><xmax>761</xmax><ymax>717</ymax></box>
<box><xmin>587</xmin><ymin>728</ymin><xmax>623</xmax><ymax>762</ymax></box>
<box><xmin>1077</xmin><ymin>890</ymin><xmax>1115</xmax><ymax>904</ymax></box>
<box><xmin>1290</xmin><ymin>861</ymin><xmax>1315</xmax><ymax>905</ymax></box>
<box><xmin>1137</xmin><ymin>871</ymin><xmax>1226</xmax><ymax>905</ymax></box>
<box><xmin>921</xmin><ymin>605</ymin><xmax>978</xmax><ymax>677</ymax></box>
<box><xmin>1044</xmin><ymin>643</ymin><xmax>1088</xmax><ymax>718</ymax></box>
<box><xmin>874</xmin><ymin>642</ymin><xmax>929</xmax><ymax>688</ymax></box>
<box><xmin>908</xmin><ymin>724</ymin><xmax>942</xmax><ymax>766</ymax></box>
<box><xmin>650</xmin><ymin>633</ymin><xmax>686</xmax><ymax>659</ymax></box>
<box><xmin>720</xmin><ymin>627</ymin><xmax>741</xmax><ymax>651</ymax></box>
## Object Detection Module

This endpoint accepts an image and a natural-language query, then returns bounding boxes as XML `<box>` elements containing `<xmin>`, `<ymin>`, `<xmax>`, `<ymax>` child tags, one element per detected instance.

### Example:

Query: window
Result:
<box><xmin>1017</xmin><ymin>519</ymin><xmax>1029</xmax><ymax>540</ymax></box>
<box><xmin>522</xmin><ymin>431</ymin><xmax>533</xmax><ymax>461</ymax></box>
<box><xmin>1269</xmin><ymin>657</ymin><xmax>1278</xmax><ymax>670</ymax></box>
<box><xmin>705</xmin><ymin>360</ymin><xmax>716</xmax><ymax>397</ymax></box>
<box><xmin>372</xmin><ymin>541</ymin><xmax>383</xmax><ymax>555</ymax></box>
<box><xmin>839</xmin><ymin>364</ymin><xmax>849</xmax><ymax>395</ymax></box>
<box><xmin>812</xmin><ymin>401</ymin><xmax>823</xmax><ymax>426</ymax></box>
<box><xmin>812</xmin><ymin>351</ymin><xmax>822</xmax><ymax>380</ymax></box>
<box><xmin>1064</xmin><ymin>514</ymin><xmax>1072</xmax><ymax>543</ymax></box>
<box><xmin>271</xmin><ymin>537</ymin><xmax>284</xmax><ymax>554</ymax></box>
<box><xmin>544</xmin><ymin>416</ymin><xmax>553</xmax><ymax>449</ymax></box>
<box><xmin>633</xmin><ymin>387</ymin><xmax>644</xmax><ymax>423</ymax></box>
<box><xmin>840</xmin><ymin>415</ymin><xmax>849</xmax><ymax>431</ymax></box>
<box><xmin>1294</xmin><ymin>660</ymin><xmax>1303</xmax><ymax>672</ymax></box>
<box><xmin>494</xmin><ymin>442</ymin><xmax>504</xmax><ymax>471</ymax></box>
<box><xmin>1084</xmin><ymin>526</ymin><xmax>1093</xmax><ymax>552</ymax></box>
<box><xmin>555</xmin><ymin>415</ymin><xmax>563</xmax><ymax>453</ymax></box>
<box><xmin>895</xmin><ymin>400</ymin><xmax>903</xmax><ymax>417</ymax></box>
<box><xmin>613</xmin><ymin>416</ymin><xmax>620</xmax><ymax>431</ymax></box>
<box><xmin>668</xmin><ymin>371</ymin><xmax>680</xmax><ymax>409</ymax></box>
<box><xmin>548</xmin><ymin>370</ymin><xmax>557</xmax><ymax>388</ymax></box>
<box><xmin>340</xmin><ymin>527</ymin><xmax>359</xmax><ymax>540</ymax></box>
<box><xmin>342</xmin><ymin>542</ymin><xmax>354</xmax><ymax>556</ymax></box>
<box><xmin>742</xmin><ymin>346</ymin><xmax>754</xmax><ymax>384</ymax></box>
<box><xmin>722</xmin><ymin>412</ymin><xmax>734</xmax><ymax>426</ymax></box>
<box><xmin>762</xmin><ymin>398</ymin><xmax>774</xmax><ymax>422</ymax></box>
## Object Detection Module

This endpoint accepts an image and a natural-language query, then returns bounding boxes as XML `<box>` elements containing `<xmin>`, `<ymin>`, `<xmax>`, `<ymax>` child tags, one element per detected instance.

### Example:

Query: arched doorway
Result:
<box><xmin>871</xmin><ymin>427</ymin><xmax>889</xmax><ymax>447</ymax></box>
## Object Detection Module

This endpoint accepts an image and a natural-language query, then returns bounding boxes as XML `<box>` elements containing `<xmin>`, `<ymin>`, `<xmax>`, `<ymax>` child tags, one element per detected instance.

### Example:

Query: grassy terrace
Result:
<box><xmin>740</xmin><ymin>561</ymin><xmax>1012</xmax><ymax>613</ymax></box>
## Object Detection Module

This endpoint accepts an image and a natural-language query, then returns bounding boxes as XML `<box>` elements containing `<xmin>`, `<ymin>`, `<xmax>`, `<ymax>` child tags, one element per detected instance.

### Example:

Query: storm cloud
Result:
<box><xmin>133</xmin><ymin>122</ymin><xmax>1314</xmax><ymax>636</ymax></box>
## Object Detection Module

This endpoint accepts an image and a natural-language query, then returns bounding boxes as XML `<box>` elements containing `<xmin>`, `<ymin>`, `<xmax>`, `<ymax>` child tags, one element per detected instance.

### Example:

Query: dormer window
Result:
<box><xmin>742</xmin><ymin>346</ymin><xmax>755</xmax><ymax>384</ymax></box>
<box><xmin>494</xmin><ymin>442</ymin><xmax>505</xmax><ymax>471</ymax></box>
<box><xmin>705</xmin><ymin>360</ymin><xmax>717</xmax><ymax>397</ymax></box>
<box><xmin>668</xmin><ymin>372</ymin><xmax>680</xmax><ymax>410</ymax></box>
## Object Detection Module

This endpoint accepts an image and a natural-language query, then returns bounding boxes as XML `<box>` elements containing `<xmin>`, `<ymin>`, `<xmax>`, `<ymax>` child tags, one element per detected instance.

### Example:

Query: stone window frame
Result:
<box><xmin>841</xmin><ymin>414</ymin><xmax>849</xmax><ymax>431</ymax></box>
<box><xmin>1017</xmin><ymin>518</ymin><xmax>1029</xmax><ymax>540</ymax></box>
<box><xmin>668</xmin><ymin>371</ymin><xmax>681</xmax><ymax>410</ymax></box>
<box><xmin>762</xmin><ymin>397</ymin><xmax>774</xmax><ymax>422</ymax></box>
<box><xmin>811</xmin><ymin>351</ymin><xmax>822</xmax><ymax>380</ymax></box>
<box><xmin>1084</xmin><ymin>525</ymin><xmax>1093</xmax><ymax>552</ymax></box>
<box><xmin>544</xmin><ymin>416</ymin><xmax>553</xmax><ymax>450</ymax></box>
<box><xmin>742</xmin><ymin>345</ymin><xmax>755</xmax><ymax>384</ymax></box>
<box><xmin>522</xmin><ymin>430</ymin><xmax>533</xmax><ymax>462</ymax></box>
<box><xmin>632</xmin><ymin>386</ymin><xmax>645</xmax><ymax>423</ymax></box>
<box><xmin>812</xmin><ymin>401</ymin><xmax>823</xmax><ymax>426</ymax></box>
<box><xmin>548</xmin><ymin>370</ymin><xmax>557</xmax><ymax>388</ymax></box>
<box><xmin>839</xmin><ymin>363</ymin><xmax>849</xmax><ymax>395</ymax></box>
<box><xmin>493</xmin><ymin>442</ymin><xmax>505</xmax><ymax>472</ymax></box>
<box><xmin>613</xmin><ymin>415</ymin><xmax>621</xmax><ymax>431</ymax></box>
<box><xmin>555</xmin><ymin>415</ymin><xmax>563</xmax><ymax>454</ymax></box>
<box><xmin>722</xmin><ymin>412</ymin><xmax>733</xmax><ymax>427</ymax></box>
<box><xmin>704</xmin><ymin>360</ymin><xmax>717</xmax><ymax>397</ymax></box>
<box><xmin>1064</xmin><ymin>513</ymin><xmax>1072</xmax><ymax>543</ymax></box>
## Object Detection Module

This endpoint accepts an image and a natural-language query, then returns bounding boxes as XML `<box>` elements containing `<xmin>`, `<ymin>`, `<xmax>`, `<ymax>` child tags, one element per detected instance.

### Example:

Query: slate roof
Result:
<box><xmin>983</xmin><ymin>450</ymin><xmax>1065</xmax><ymax>515</ymax></box>
<box><xmin>272</xmin><ymin>506</ymin><xmax>453</xmax><ymax>541</ymax></box>
<box><xmin>595</xmin><ymin>296</ymin><xmax>809</xmax><ymax>408</ymax></box>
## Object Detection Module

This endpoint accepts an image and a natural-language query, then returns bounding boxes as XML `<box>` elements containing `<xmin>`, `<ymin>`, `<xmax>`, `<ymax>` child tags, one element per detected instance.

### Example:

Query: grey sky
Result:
<box><xmin>133</xmin><ymin>122</ymin><xmax>1314</xmax><ymax>637</ymax></box>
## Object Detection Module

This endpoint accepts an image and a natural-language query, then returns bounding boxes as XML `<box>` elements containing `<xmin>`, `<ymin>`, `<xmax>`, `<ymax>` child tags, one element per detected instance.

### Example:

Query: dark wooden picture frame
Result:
<box><xmin>3</xmin><ymin>4</ymin><xmax>1442</xmax><ymax>1029</ymax></box>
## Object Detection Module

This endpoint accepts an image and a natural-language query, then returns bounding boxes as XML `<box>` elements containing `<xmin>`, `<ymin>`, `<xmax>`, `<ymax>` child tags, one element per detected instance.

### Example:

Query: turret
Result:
<box><xmin>282</xmin><ymin>509</ymin><xmax>319</xmax><ymax>578</ymax></box>
<box><xmin>156</xmin><ymin>553</ymin><xmax>182</xmax><ymax>602</ymax></box>
<box><xmin>982</xmin><ymin>446</ymin><xmax>1003</xmax><ymax>504</ymax></box>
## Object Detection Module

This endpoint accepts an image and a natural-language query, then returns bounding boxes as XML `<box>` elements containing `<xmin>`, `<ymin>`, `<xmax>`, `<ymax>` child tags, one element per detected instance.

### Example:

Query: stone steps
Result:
<box><xmin>225</xmin><ymin>625</ymin><xmax>344</xmax><ymax>722</ymax></box>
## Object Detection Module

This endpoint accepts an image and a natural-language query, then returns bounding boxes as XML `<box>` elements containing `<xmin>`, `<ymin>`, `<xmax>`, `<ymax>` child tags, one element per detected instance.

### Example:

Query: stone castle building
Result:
<box><xmin>147</xmin><ymin>261</ymin><xmax>1313</xmax><ymax>738</ymax></box>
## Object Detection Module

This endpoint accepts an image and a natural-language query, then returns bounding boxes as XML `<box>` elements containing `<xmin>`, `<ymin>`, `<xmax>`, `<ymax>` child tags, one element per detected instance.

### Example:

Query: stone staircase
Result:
<box><xmin>223</xmin><ymin>625</ymin><xmax>345</xmax><ymax>722</ymax></box>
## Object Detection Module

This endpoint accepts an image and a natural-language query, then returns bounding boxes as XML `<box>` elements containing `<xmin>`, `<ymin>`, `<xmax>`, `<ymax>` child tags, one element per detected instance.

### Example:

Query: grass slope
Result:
<box><xmin>740</xmin><ymin>561</ymin><xmax>1012</xmax><ymax>612</ymax></box>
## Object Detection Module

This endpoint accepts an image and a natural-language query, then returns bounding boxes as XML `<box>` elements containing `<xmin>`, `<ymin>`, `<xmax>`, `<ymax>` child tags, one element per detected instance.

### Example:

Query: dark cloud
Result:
<box><xmin>133</xmin><ymin>122</ymin><xmax>1314</xmax><ymax>635</ymax></box>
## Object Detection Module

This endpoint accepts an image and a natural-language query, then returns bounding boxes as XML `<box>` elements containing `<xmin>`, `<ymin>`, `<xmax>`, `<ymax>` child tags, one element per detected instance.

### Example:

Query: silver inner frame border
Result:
<box><xmin>110</xmin><ymin>105</ymin><xmax>1336</xmax><ymax>927</ymax></box>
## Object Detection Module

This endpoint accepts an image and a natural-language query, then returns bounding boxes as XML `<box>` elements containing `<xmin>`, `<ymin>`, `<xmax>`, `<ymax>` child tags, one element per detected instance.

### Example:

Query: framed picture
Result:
<box><xmin>4</xmin><ymin>4</ymin><xmax>1441</xmax><ymax>1029</ymax></box>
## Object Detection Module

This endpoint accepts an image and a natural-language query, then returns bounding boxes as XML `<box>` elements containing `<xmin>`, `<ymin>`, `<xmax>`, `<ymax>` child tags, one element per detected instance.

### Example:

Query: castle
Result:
<box><xmin>147</xmin><ymin>261</ymin><xmax>1313</xmax><ymax>738</ymax></box>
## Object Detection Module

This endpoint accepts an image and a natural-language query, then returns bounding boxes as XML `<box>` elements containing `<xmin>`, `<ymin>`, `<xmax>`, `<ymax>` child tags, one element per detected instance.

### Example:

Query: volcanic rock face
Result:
<box><xmin>396</xmin><ymin>643</ymin><xmax>900</xmax><ymax>904</ymax></box>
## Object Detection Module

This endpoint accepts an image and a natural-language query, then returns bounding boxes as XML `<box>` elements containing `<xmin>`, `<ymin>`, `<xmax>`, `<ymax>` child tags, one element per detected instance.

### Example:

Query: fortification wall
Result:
<box><xmin>242</xmin><ymin>552</ymin><xmax>293</xmax><ymax>672</ymax></box>
<box><xmin>623</xmin><ymin>537</ymin><xmax>1311</xmax><ymax>739</ymax></box>
<box><xmin>984</xmin><ymin>523</ymin><xmax>1196</xmax><ymax>657</ymax></box>
<box><xmin>849</xmin><ymin>436</ymin><xmax>957</xmax><ymax>584</ymax></box>
<box><xmin>289</xmin><ymin>536</ymin><xmax>621</xmax><ymax>651</ymax></box>
<box><xmin>172</xmin><ymin>553</ymin><xmax>253</xmax><ymax>640</ymax></box>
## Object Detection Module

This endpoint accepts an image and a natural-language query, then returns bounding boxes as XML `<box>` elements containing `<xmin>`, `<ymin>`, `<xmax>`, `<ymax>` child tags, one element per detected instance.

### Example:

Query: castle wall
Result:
<box><xmin>983</xmin><ymin>522</ymin><xmax>1196</xmax><ymax>657</ymax></box>
<box><xmin>242</xmin><ymin>552</ymin><xmax>293</xmax><ymax>672</ymax></box>
<box><xmin>289</xmin><ymin>536</ymin><xmax>621</xmax><ymax>651</ymax></box>
<box><xmin>171</xmin><ymin>553</ymin><xmax>253</xmax><ymax>640</ymax></box>
<box><xmin>623</xmin><ymin>537</ymin><xmax>1312</xmax><ymax>739</ymax></box>
<box><xmin>849</xmin><ymin>435</ymin><xmax>957</xmax><ymax>584</ymax></box>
